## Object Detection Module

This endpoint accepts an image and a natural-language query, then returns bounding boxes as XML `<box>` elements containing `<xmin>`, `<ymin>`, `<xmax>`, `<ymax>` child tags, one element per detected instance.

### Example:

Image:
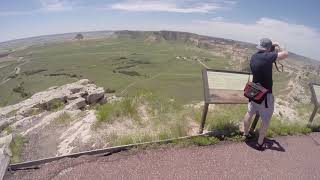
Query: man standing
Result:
<box><xmin>242</xmin><ymin>38</ymin><xmax>288</xmax><ymax>150</ymax></box>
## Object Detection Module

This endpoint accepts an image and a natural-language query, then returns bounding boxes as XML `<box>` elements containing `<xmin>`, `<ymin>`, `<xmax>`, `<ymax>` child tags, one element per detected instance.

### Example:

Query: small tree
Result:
<box><xmin>75</xmin><ymin>33</ymin><xmax>84</xmax><ymax>40</ymax></box>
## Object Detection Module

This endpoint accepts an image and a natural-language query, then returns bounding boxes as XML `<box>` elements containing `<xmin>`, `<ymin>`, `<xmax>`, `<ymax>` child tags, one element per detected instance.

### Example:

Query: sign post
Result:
<box><xmin>199</xmin><ymin>69</ymin><xmax>257</xmax><ymax>134</ymax></box>
<box><xmin>309</xmin><ymin>83</ymin><xmax>320</xmax><ymax>123</ymax></box>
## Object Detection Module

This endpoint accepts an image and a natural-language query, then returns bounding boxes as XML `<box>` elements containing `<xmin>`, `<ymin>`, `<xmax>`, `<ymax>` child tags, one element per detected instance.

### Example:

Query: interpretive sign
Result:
<box><xmin>199</xmin><ymin>69</ymin><xmax>254</xmax><ymax>133</ymax></box>
<box><xmin>309</xmin><ymin>83</ymin><xmax>320</xmax><ymax>122</ymax></box>
<box><xmin>203</xmin><ymin>70</ymin><xmax>252</xmax><ymax>104</ymax></box>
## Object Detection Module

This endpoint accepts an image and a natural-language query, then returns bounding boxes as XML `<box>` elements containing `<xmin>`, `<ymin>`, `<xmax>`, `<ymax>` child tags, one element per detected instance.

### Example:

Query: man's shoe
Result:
<box><xmin>243</xmin><ymin>132</ymin><xmax>255</xmax><ymax>140</ymax></box>
<box><xmin>256</xmin><ymin>142</ymin><xmax>266</xmax><ymax>151</ymax></box>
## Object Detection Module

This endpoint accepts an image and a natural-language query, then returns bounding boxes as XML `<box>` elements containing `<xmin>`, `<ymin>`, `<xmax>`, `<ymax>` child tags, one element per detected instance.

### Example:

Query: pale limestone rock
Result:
<box><xmin>86</xmin><ymin>87</ymin><xmax>105</xmax><ymax>104</ymax></box>
<box><xmin>0</xmin><ymin>134</ymin><xmax>12</xmax><ymax>156</ymax></box>
<box><xmin>0</xmin><ymin>79</ymin><xmax>105</xmax><ymax>118</ymax></box>
<box><xmin>65</xmin><ymin>98</ymin><xmax>86</xmax><ymax>110</ymax></box>
<box><xmin>17</xmin><ymin>107</ymin><xmax>40</xmax><ymax>117</ymax></box>
<box><xmin>67</xmin><ymin>93</ymin><xmax>81</xmax><ymax>100</ymax></box>
<box><xmin>78</xmin><ymin>79</ymin><xmax>90</xmax><ymax>85</ymax></box>
<box><xmin>48</xmin><ymin>86</ymin><xmax>58</xmax><ymax>90</ymax></box>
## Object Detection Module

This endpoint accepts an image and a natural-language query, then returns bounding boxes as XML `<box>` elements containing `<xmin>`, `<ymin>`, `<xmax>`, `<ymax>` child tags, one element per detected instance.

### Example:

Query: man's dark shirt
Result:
<box><xmin>250</xmin><ymin>51</ymin><xmax>278</xmax><ymax>93</ymax></box>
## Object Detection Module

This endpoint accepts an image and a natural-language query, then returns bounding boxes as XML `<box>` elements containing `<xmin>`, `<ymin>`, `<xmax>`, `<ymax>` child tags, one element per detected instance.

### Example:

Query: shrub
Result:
<box><xmin>12</xmin><ymin>82</ymin><xmax>31</xmax><ymax>98</ymax></box>
<box><xmin>118</xmin><ymin>70</ymin><xmax>142</xmax><ymax>76</ymax></box>
<box><xmin>105</xmin><ymin>88</ymin><xmax>116</xmax><ymax>93</ymax></box>
<box><xmin>129</xmin><ymin>60</ymin><xmax>151</xmax><ymax>64</ymax></box>
<box><xmin>23</xmin><ymin>69</ymin><xmax>47</xmax><ymax>76</ymax></box>
<box><xmin>47</xmin><ymin>73</ymin><xmax>77</xmax><ymax>78</ymax></box>
<box><xmin>115</xmin><ymin>65</ymin><xmax>136</xmax><ymax>70</ymax></box>
<box><xmin>8</xmin><ymin>74</ymin><xmax>18</xmax><ymax>79</ymax></box>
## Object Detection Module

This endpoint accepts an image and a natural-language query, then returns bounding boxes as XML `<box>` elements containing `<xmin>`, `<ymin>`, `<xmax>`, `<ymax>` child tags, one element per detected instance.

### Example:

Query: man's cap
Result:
<box><xmin>256</xmin><ymin>38</ymin><xmax>273</xmax><ymax>51</ymax></box>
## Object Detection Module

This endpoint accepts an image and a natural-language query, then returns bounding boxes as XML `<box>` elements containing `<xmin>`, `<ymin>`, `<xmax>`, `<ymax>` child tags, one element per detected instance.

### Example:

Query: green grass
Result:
<box><xmin>0</xmin><ymin>36</ymin><xmax>300</xmax><ymax>106</ymax></box>
<box><xmin>48</xmin><ymin>100</ymin><xmax>65</xmax><ymax>111</ymax></box>
<box><xmin>3</xmin><ymin>126</ymin><xmax>13</xmax><ymax>134</ymax></box>
<box><xmin>110</xmin><ymin>133</ymin><xmax>154</xmax><ymax>146</ymax></box>
<box><xmin>195</xmin><ymin>104</ymin><xmax>316</xmax><ymax>140</ymax></box>
<box><xmin>98</xmin><ymin>94</ymin><xmax>319</xmax><ymax>147</ymax></box>
<box><xmin>110</xmin><ymin>132</ymin><xmax>220</xmax><ymax>148</ymax></box>
<box><xmin>53</xmin><ymin>112</ymin><xmax>73</xmax><ymax>124</ymax></box>
<box><xmin>295</xmin><ymin>103</ymin><xmax>315</xmax><ymax>117</ymax></box>
<box><xmin>267</xmin><ymin>117</ymin><xmax>312</xmax><ymax>137</ymax></box>
<box><xmin>205</xmin><ymin>105</ymin><xmax>247</xmax><ymax>136</ymax></box>
<box><xmin>95</xmin><ymin>104</ymin><xmax>115</xmax><ymax>124</ymax></box>
<box><xmin>97</xmin><ymin>92</ymin><xmax>193</xmax><ymax>145</ymax></box>
<box><xmin>10</xmin><ymin>134</ymin><xmax>28</xmax><ymax>163</ymax></box>
<box><xmin>189</xmin><ymin>136</ymin><xmax>220</xmax><ymax>146</ymax></box>
<box><xmin>95</xmin><ymin>96</ymin><xmax>139</xmax><ymax>127</ymax></box>
<box><xmin>0</xmin><ymin>37</ymin><xmax>232</xmax><ymax>106</ymax></box>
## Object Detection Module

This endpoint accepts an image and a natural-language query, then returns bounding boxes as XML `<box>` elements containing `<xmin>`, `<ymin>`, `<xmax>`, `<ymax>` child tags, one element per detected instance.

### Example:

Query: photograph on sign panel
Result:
<box><xmin>206</xmin><ymin>71</ymin><xmax>252</xmax><ymax>103</ymax></box>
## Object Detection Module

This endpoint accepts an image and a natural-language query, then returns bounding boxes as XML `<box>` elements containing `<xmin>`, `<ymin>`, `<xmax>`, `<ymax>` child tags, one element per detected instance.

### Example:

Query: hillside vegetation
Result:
<box><xmin>0</xmin><ymin>32</ymin><xmax>235</xmax><ymax>106</ymax></box>
<box><xmin>1</xmin><ymin>31</ymin><xmax>320</xmax><ymax>162</ymax></box>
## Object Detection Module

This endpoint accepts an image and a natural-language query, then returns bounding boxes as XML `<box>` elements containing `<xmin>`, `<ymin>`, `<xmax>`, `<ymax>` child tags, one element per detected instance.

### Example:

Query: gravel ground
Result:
<box><xmin>5</xmin><ymin>133</ymin><xmax>320</xmax><ymax>180</ymax></box>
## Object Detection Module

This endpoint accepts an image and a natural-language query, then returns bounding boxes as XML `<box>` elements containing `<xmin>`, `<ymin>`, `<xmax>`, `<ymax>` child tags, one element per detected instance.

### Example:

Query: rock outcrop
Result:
<box><xmin>0</xmin><ymin>79</ymin><xmax>111</xmax><ymax>162</ymax></box>
<box><xmin>0</xmin><ymin>79</ymin><xmax>106</xmax><ymax>119</ymax></box>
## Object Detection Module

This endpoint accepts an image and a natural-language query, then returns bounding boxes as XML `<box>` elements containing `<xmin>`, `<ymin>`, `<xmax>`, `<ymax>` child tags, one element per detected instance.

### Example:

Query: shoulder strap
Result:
<box><xmin>274</xmin><ymin>61</ymin><xmax>284</xmax><ymax>72</ymax></box>
<box><xmin>265</xmin><ymin>95</ymin><xmax>268</xmax><ymax>108</ymax></box>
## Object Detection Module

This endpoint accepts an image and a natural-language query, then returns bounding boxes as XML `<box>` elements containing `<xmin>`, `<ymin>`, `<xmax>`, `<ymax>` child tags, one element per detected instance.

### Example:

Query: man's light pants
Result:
<box><xmin>243</xmin><ymin>94</ymin><xmax>275</xmax><ymax>145</ymax></box>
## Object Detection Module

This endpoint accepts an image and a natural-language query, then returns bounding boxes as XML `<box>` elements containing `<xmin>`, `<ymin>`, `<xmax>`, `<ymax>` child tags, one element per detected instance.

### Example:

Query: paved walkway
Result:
<box><xmin>5</xmin><ymin>133</ymin><xmax>320</xmax><ymax>180</ymax></box>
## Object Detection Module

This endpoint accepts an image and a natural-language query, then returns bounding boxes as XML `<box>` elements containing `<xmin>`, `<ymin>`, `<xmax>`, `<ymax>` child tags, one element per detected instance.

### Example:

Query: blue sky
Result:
<box><xmin>1</xmin><ymin>0</ymin><xmax>320</xmax><ymax>60</ymax></box>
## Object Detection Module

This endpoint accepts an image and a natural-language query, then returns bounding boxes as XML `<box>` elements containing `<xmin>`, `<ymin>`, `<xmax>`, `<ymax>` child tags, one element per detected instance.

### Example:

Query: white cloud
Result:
<box><xmin>111</xmin><ymin>0</ymin><xmax>224</xmax><ymax>13</ymax></box>
<box><xmin>0</xmin><ymin>0</ymin><xmax>74</xmax><ymax>16</ymax></box>
<box><xmin>0</xmin><ymin>11</ymin><xmax>37</xmax><ymax>16</ymax></box>
<box><xmin>211</xmin><ymin>16</ymin><xmax>224</xmax><ymax>21</ymax></box>
<box><xmin>223</xmin><ymin>0</ymin><xmax>237</xmax><ymax>5</ymax></box>
<box><xmin>39</xmin><ymin>0</ymin><xmax>73</xmax><ymax>11</ymax></box>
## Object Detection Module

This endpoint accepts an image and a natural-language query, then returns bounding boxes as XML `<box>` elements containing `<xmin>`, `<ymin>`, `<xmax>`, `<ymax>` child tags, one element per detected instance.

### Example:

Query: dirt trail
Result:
<box><xmin>196</xmin><ymin>58</ymin><xmax>210</xmax><ymax>69</ymax></box>
<box><xmin>119</xmin><ymin>73</ymin><xmax>162</xmax><ymax>95</ymax></box>
<box><xmin>0</xmin><ymin>58</ymin><xmax>29</xmax><ymax>86</ymax></box>
<box><xmin>5</xmin><ymin>133</ymin><xmax>320</xmax><ymax>180</ymax></box>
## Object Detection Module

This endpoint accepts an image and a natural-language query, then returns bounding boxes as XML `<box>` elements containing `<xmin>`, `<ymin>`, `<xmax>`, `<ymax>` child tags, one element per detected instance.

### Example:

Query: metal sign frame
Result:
<box><xmin>309</xmin><ymin>83</ymin><xmax>320</xmax><ymax>123</ymax></box>
<box><xmin>199</xmin><ymin>68</ymin><xmax>259</xmax><ymax>133</ymax></box>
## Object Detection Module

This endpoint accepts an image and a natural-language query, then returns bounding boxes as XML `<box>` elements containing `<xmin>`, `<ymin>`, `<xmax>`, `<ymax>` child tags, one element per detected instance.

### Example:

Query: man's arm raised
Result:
<box><xmin>273</xmin><ymin>43</ymin><xmax>288</xmax><ymax>61</ymax></box>
<box><xmin>277</xmin><ymin>50</ymin><xmax>289</xmax><ymax>61</ymax></box>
